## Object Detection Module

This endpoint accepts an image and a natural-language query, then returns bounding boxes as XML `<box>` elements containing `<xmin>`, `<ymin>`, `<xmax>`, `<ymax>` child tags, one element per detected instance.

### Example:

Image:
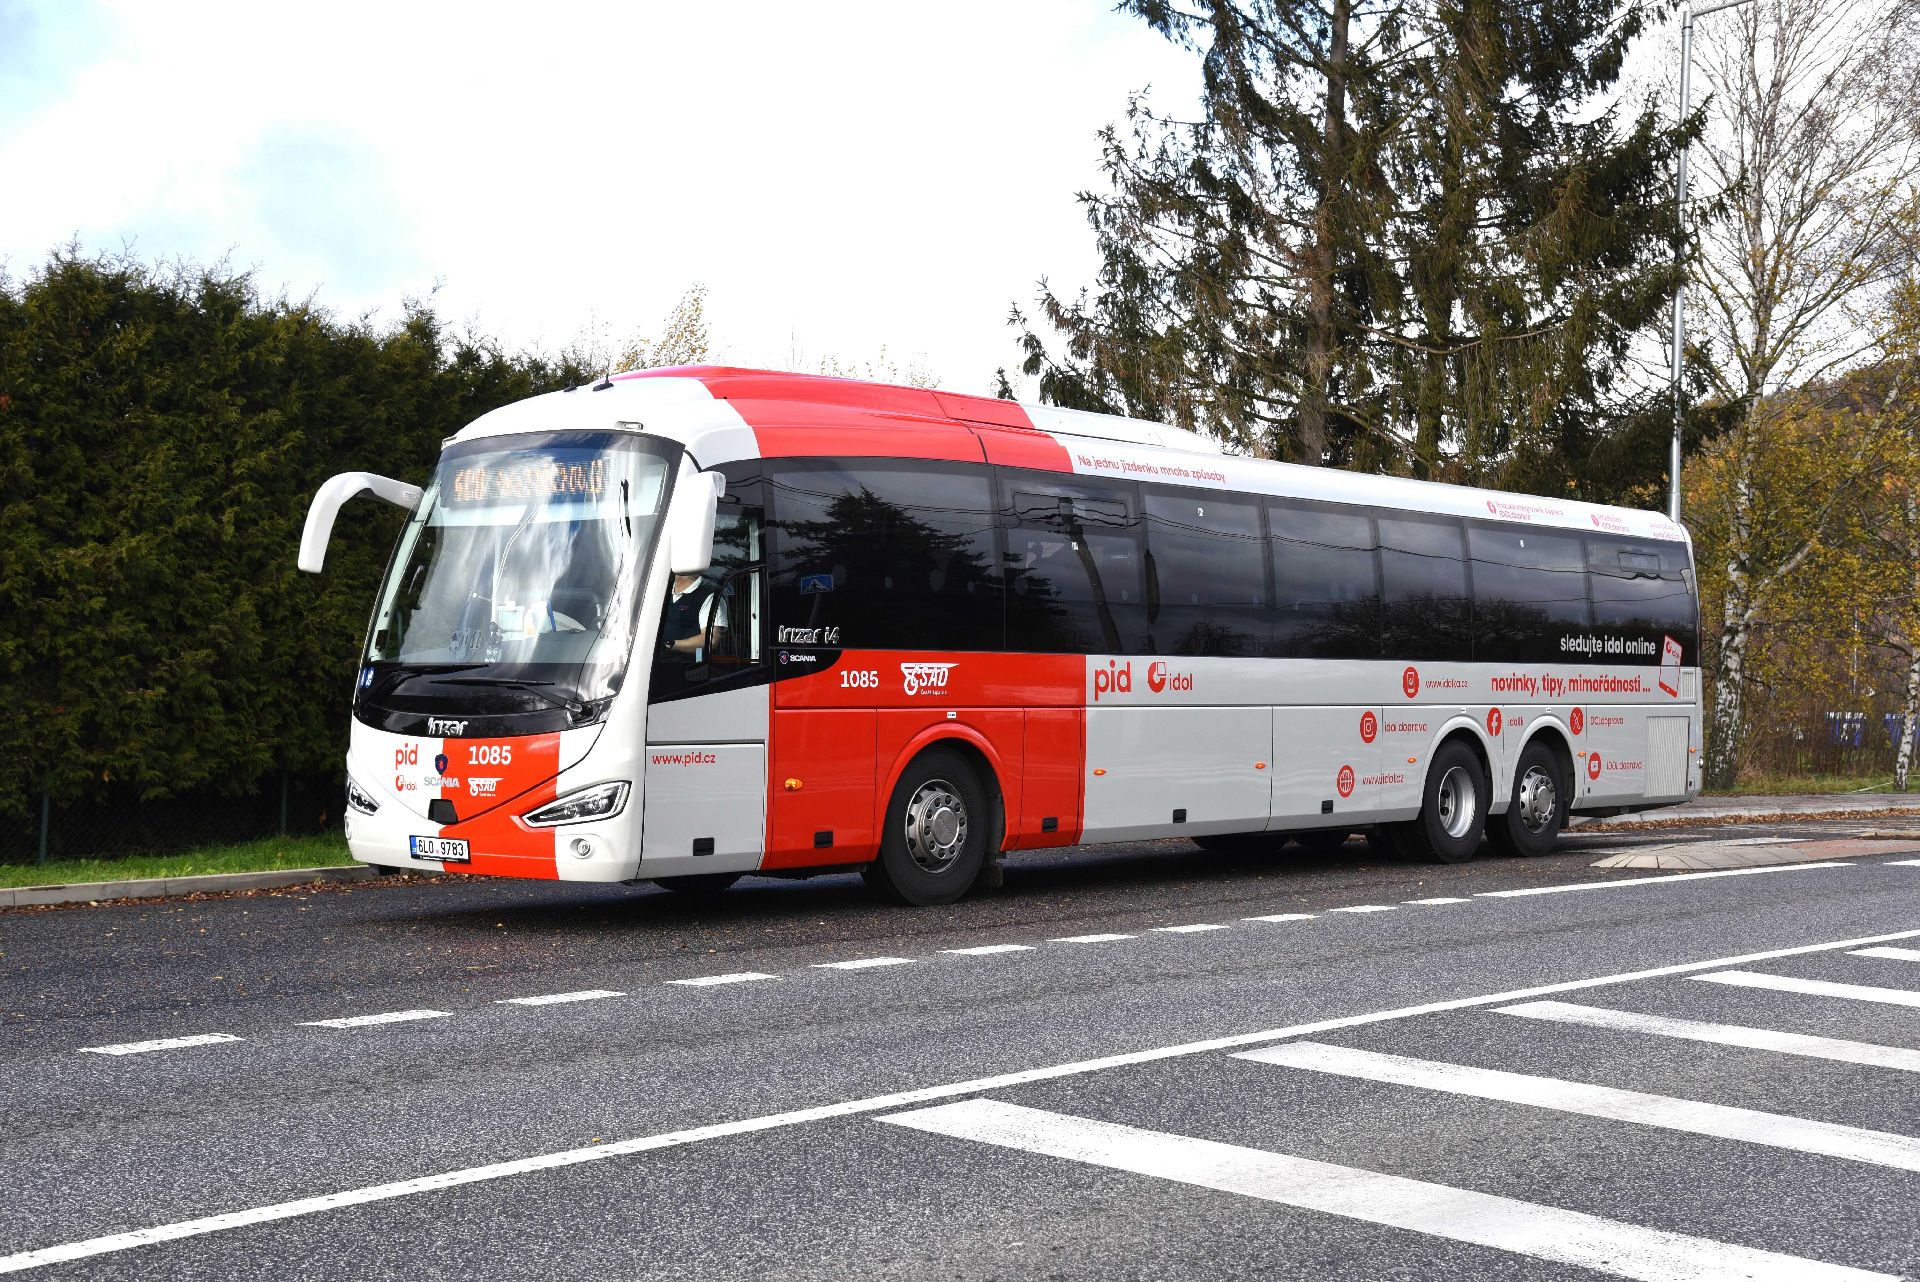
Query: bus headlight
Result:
<box><xmin>522</xmin><ymin>782</ymin><xmax>630</xmax><ymax>827</ymax></box>
<box><xmin>346</xmin><ymin>776</ymin><xmax>380</xmax><ymax>816</ymax></box>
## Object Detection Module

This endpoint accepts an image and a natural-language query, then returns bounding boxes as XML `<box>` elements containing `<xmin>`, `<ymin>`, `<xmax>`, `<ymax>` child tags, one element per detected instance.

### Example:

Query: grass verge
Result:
<box><xmin>1713</xmin><ymin>774</ymin><xmax>1899</xmax><ymax>796</ymax></box>
<box><xmin>0</xmin><ymin>832</ymin><xmax>352</xmax><ymax>890</ymax></box>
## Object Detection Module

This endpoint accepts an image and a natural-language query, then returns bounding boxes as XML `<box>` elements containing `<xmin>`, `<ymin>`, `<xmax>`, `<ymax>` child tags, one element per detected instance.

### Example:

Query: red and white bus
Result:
<box><xmin>299</xmin><ymin>366</ymin><xmax>1701</xmax><ymax>905</ymax></box>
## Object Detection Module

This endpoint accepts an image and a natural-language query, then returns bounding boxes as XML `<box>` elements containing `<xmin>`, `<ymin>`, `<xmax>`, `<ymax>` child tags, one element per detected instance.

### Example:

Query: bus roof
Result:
<box><xmin>452</xmin><ymin>365</ymin><xmax>1688</xmax><ymax>544</ymax></box>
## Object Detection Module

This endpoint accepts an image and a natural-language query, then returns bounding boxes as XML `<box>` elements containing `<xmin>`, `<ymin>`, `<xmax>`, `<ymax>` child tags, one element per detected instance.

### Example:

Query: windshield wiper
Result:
<box><xmin>433</xmin><ymin>676</ymin><xmax>585</xmax><ymax>715</ymax></box>
<box><xmin>380</xmin><ymin>664</ymin><xmax>488</xmax><ymax>689</ymax></box>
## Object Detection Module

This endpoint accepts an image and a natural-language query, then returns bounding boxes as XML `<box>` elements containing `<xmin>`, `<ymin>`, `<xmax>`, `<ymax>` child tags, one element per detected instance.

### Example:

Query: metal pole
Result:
<box><xmin>1669</xmin><ymin>0</ymin><xmax>1753</xmax><ymax>524</ymax></box>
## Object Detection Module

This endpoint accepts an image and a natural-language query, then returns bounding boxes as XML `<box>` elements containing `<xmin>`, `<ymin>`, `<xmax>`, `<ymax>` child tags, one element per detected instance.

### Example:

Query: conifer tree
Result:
<box><xmin>1014</xmin><ymin>0</ymin><xmax>1689</xmax><ymax>498</ymax></box>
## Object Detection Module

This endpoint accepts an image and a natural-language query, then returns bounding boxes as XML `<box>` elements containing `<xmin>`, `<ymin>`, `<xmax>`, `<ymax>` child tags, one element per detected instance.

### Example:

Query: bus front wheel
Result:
<box><xmin>1389</xmin><ymin>739</ymin><xmax>1487</xmax><ymax>864</ymax></box>
<box><xmin>867</xmin><ymin>748</ymin><xmax>991</xmax><ymax>907</ymax></box>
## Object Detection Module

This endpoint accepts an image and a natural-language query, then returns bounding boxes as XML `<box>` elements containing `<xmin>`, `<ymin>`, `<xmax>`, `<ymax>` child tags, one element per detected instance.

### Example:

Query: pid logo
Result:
<box><xmin>1587</xmin><ymin>752</ymin><xmax>1603</xmax><ymax>781</ymax></box>
<box><xmin>1093</xmin><ymin>659</ymin><xmax>1132</xmax><ymax>701</ymax></box>
<box><xmin>1486</xmin><ymin>708</ymin><xmax>1503</xmax><ymax>737</ymax></box>
<box><xmin>1401</xmin><ymin>666</ymin><xmax>1420</xmax><ymax>699</ymax></box>
<box><xmin>394</xmin><ymin>744</ymin><xmax>418</xmax><ymax>768</ymax></box>
<box><xmin>1359</xmin><ymin>711</ymin><xmax>1378</xmax><ymax>743</ymax></box>
<box><xmin>1336</xmin><ymin>764</ymin><xmax>1356</xmax><ymax>798</ymax></box>
<box><xmin>1570</xmin><ymin>707</ymin><xmax>1584</xmax><ymax>736</ymax></box>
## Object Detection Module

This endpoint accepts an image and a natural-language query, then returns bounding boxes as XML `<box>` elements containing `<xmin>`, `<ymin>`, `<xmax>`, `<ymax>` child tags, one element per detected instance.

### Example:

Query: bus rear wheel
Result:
<box><xmin>1487</xmin><ymin>740</ymin><xmax>1568</xmax><ymax>857</ymax></box>
<box><xmin>866</xmin><ymin>748</ymin><xmax>990</xmax><ymax>907</ymax></box>
<box><xmin>1389</xmin><ymin>739</ymin><xmax>1487</xmax><ymax>864</ymax></box>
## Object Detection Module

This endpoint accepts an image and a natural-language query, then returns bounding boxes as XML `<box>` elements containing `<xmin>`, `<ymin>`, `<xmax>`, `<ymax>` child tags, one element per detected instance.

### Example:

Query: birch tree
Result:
<box><xmin>614</xmin><ymin>284</ymin><xmax>710</xmax><ymax>373</ymax></box>
<box><xmin>1687</xmin><ymin>0</ymin><xmax>1919</xmax><ymax>789</ymax></box>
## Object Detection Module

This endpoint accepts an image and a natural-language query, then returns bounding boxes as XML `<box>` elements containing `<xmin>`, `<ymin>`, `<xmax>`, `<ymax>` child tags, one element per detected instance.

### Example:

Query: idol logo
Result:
<box><xmin>1093</xmin><ymin>659</ymin><xmax>1132</xmax><ymax>701</ymax></box>
<box><xmin>1401</xmin><ymin>666</ymin><xmax>1420</xmax><ymax>699</ymax></box>
<box><xmin>394</xmin><ymin>744</ymin><xmax>418</xmax><ymax>768</ymax></box>
<box><xmin>900</xmin><ymin>662</ymin><xmax>957</xmax><ymax>696</ymax></box>
<box><xmin>1146</xmin><ymin>661</ymin><xmax>1193</xmax><ymax>694</ymax></box>
<box><xmin>428</xmin><ymin>718</ymin><xmax>467</xmax><ymax>736</ymax></box>
<box><xmin>1359</xmin><ymin>711</ymin><xmax>1378</xmax><ymax>743</ymax></box>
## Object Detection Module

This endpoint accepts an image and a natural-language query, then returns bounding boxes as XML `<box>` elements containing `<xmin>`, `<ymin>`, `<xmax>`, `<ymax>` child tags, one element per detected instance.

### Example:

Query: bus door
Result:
<box><xmin>640</xmin><ymin>479</ymin><xmax>768</xmax><ymax>877</ymax></box>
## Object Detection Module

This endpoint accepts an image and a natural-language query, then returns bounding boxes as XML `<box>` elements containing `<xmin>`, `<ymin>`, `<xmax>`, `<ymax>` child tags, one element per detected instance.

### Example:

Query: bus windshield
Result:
<box><xmin>359</xmin><ymin>431</ymin><xmax>674</xmax><ymax>725</ymax></box>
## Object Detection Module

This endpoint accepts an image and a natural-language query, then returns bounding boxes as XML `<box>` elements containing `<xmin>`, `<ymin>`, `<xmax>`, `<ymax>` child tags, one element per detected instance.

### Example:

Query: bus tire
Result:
<box><xmin>654</xmin><ymin>872</ymin><xmax>743</xmax><ymax>895</ymax></box>
<box><xmin>1487</xmin><ymin>740</ymin><xmax>1568</xmax><ymax>857</ymax></box>
<box><xmin>1391</xmin><ymin>739</ymin><xmax>1488</xmax><ymax>863</ymax></box>
<box><xmin>867</xmin><ymin>748</ymin><xmax>990</xmax><ymax>906</ymax></box>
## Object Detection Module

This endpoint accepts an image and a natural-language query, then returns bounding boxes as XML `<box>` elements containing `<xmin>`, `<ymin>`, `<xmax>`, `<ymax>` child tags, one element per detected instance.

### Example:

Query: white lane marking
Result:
<box><xmin>1477</xmin><ymin>863</ymin><xmax>1851</xmax><ymax>898</ymax></box>
<box><xmin>78</xmin><ymin>1033</ymin><xmax>241</xmax><ymax>1057</ymax></box>
<box><xmin>1241</xmin><ymin>1042</ymin><xmax>1920</xmax><ymax>1173</ymax></box>
<box><xmin>497</xmin><ymin>990</ymin><xmax>624</xmax><ymax>1007</ymax></box>
<box><xmin>942</xmin><ymin>944</ymin><xmax>1035</xmax><ymax>956</ymax></box>
<box><xmin>1405</xmin><ymin>897</ymin><xmax>1469</xmax><ymax>905</ymax></box>
<box><xmin>299</xmin><ymin>1009</ymin><xmax>451</xmax><ymax>1030</ymax></box>
<box><xmin>1329</xmin><ymin>905</ymin><xmax>1396</xmax><ymax>914</ymax></box>
<box><xmin>1153</xmin><ymin>924</ymin><xmax>1230</xmax><ymax>934</ymax></box>
<box><xmin>1887</xmin><ymin>859</ymin><xmax>1920</xmax><ymax>867</ymax></box>
<box><xmin>813</xmin><ymin>957</ymin><xmax>914</xmax><ymax>970</ymax></box>
<box><xmin>667</xmin><ymin>972</ymin><xmax>776</xmax><ymax>987</ymax></box>
<box><xmin>1243</xmin><ymin>913</ymin><xmax>1315</xmax><ymax>923</ymax></box>
<box><xmin>1049</xmin><ymin>933</ymin><xmax>1135</xmax><ymax>943</ymax></box>
<box><xmin>1496</xmin><ymin>1001</ymin><xmax>1920</xmax><ymax>1074</ymax></box>
<box><xmin>11</xmin><ymin>924</ymin><xmax>1920</xmax><ymax>1276</ymax></box>
<box><xmin>1851</xmin><ymin>946</ymin><xmax>1920</xmax><ymax>962</ymax></box>
<box><xmin>879</xmin><ymin>1099</ymin><xmax>1888</xmax><ymax>1282</ymax></box>
<box><xmin>1693</xmin><ymin>970</ymin><xmax>1920</xmax><ymax>1009</ymax></box>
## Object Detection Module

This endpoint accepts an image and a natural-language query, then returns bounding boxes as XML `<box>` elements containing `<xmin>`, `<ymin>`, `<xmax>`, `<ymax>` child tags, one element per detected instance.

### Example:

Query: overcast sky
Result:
<box><xmin>1</xmin><ymin>0</ymin><xmax>1202</xmax><ymax>395</ymax></box>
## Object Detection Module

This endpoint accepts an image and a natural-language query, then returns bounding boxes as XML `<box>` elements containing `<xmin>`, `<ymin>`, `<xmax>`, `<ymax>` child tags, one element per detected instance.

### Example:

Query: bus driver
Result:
<box><xmin>661</xmin><ymin>571</ymin><xmax>726</xmax><ymax>661</ymax></box>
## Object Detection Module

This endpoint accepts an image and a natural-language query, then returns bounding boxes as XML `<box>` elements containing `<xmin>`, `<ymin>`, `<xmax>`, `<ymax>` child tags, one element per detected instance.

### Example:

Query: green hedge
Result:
<box><xmin>0</xmin><ymin>250</ymin><xmax>592</xmax><ymax>820</ymax></box>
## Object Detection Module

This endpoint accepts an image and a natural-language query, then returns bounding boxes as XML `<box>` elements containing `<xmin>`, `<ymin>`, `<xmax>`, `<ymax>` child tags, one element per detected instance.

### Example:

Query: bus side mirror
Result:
<box><xmin>667</xmin><ymin>471</ymin><xmax>726</xmax><ymax>575</ymax></box>
<box><xmin>298</xmin><ymin>472</ymin><xmax>422</xmax><ymax>573</ymax></box>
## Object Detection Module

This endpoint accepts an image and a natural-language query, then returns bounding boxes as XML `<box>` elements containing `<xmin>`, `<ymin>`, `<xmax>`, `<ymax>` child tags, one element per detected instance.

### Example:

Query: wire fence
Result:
<box><xmin>0</xmin><ymin>773</ymin><xmax>340</xmax><ymax>866</ymax></box>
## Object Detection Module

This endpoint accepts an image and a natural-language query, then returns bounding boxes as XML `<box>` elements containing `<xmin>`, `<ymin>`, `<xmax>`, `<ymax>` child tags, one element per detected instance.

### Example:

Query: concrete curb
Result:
<box><xmin>1572</xmin><ymin>798</ymin><xmax>1920</xmax><ymax>830</ymax></box>
<box><xmin>0</xmin><ymin>865</ymin><xmax>377</xmax><ymax>910</ymax></box>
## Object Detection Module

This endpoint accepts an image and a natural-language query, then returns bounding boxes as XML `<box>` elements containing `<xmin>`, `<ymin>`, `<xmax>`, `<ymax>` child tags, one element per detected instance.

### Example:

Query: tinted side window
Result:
<box><xmin>1587</xmin><ymin>538</ymin><xmax>1699</xmax><ymax>664</ymax></box>
<box><xmin>1379</xmin><ymin>516</ymin><xmax>1472</xmax><ymax>662</ymax></box>
<box><xmin>1144</xmin><ymin>488</ymin><xmax>1267</xmax><ymax>656</ymax></box>
<box><xmin>1002</xmin><ymin>471</ymin><xmax>1149</xmax><ymax>654</ymax></box>
<box><xmin>1468</xmin><ymin>526</ymin><xmax>1590</xmax><ymax>663</ymax></box>
<box><xmin>1268</xmin><ymin>502</ymin><xmax>1379</xmax><ymax>659</ymax></box>
<box><xmin>768</xmin><ymin>462</ymin><xmax>1001</xmax><ymax>651</ymax></box>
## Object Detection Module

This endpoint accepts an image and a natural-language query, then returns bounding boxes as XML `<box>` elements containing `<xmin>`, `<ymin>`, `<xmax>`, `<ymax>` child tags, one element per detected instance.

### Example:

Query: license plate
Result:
<box><xmin>410</xmin><ymin>836</ymin><xmax>470</xmax><ymax>863</ymax></box>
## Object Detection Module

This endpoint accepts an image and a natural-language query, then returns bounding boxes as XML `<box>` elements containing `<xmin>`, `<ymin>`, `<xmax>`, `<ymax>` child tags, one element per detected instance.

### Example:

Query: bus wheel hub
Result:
<box><xmin>906</xmin><ymin>780</ymin><xmax>968</xmax><ymax>873</ymax></box>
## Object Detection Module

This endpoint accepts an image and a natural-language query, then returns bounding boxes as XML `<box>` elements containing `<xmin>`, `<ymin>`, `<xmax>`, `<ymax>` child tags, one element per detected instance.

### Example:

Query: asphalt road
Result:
<box><xmin>2</xmin><ymin>820</ymin><xmax>1917</xmax><ymax>1280</ymax></box>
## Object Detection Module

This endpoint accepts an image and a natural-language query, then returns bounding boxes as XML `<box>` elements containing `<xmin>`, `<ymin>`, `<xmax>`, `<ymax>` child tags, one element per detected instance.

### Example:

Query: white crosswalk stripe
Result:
<box><xmin>1693</xmin><ymin>970</ymin><xmax>1920</xmax><ymax>1008</ymax></box>
<box><xmin>1850</xmin><ymin>946</ymin><xmax>1920</xmax><ymax>962</ymax></box>
<box><xmin>1237</xmin><ymin>1042</ymin><xmax>1920</xmax><ymax>1172</ymax></box>
<box><xmin>880</xmin><ymin>1099</ymin><xmax>1891</xmax><ymax>1282</ymax></box>
<box><xmin>497</xmin><ymin>990</ymin><xmax>624</xmax><ymax>1006</ymax></box>
<box><xmin>1495</xmin><ymin>1001</ymin><xmax>1920</xmax><ymax>1073</ymax></box>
